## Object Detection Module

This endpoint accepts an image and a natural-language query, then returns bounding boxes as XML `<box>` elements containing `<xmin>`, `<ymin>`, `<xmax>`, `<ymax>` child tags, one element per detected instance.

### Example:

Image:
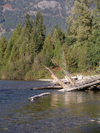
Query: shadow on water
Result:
<box><xmin>0</xmin><ymin>80</ymin><xmax>100</xmax><ymax>132</ymax></box>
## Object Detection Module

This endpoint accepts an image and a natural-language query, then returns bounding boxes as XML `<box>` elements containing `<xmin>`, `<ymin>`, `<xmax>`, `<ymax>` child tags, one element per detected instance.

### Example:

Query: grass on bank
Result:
<box><xmin>0</xmin><ymin>65</ymin><xmax>99</xmax><ymax>80</ymax></box>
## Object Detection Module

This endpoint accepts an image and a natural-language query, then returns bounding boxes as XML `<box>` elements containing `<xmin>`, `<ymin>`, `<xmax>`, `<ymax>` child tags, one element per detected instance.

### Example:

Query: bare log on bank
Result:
<box><xmin>59</xmin><ymin>80</ymin><xmax>100</xmax><ymax>92</ymax></box>
<box><xmin>59</xmin><ymin>75</ymin><xmax>100</xmax><ymax>92</ymax></box>
<box><xmin>45</xmin><ymin>66</ymin><xmax>100</xmax><ymax>92</ymax></box>
<box><xmin>28</xmin><ymin>92</ymin><xmax>50</xmax><ymax>102</ymax></box>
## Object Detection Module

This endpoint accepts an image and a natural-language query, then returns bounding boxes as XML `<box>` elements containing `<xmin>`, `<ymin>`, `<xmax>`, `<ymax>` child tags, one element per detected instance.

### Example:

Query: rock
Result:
<box><xmin>33</xmin><ymin>1</ymin><xmax>62</xmax><ymax>10</ymax></box>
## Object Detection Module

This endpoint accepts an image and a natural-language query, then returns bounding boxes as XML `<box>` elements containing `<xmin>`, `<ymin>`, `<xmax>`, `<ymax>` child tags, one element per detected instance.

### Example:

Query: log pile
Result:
<box><xmin>45</xmin><ymin>66</ymin><xmax>100</xmax><ymax>92</ymax></box>
<box><xmin>28</xmin><ymin>67</ymin><xmax>100</xmax><ymax>102</ymax></box>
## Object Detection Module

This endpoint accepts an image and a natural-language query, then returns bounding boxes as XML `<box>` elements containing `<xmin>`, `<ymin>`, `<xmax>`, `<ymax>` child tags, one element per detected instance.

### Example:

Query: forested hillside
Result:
<box><xmin>0</xmin><ymin>0</ymin><xmax>100</xmax><ymax>80</ymax></box>
<box><xmin>0</xmin><ymin>0</ymin><xmax>75</xmax><ymax>40</ymax></box>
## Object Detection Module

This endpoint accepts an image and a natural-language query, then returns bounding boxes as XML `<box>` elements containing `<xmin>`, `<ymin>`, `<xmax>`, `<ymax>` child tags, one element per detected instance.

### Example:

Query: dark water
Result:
<box><xmin>0</xmin><ymin>80</ymin><xmax>100</xmax><ymax>133</ymax></box>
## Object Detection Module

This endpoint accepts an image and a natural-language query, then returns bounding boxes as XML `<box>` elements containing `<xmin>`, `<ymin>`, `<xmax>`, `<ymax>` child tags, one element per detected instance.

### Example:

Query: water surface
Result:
<box><xmin>0</xmin><ymin>80</ymin><xmax>100</xmax><ymax>133</ymax></box>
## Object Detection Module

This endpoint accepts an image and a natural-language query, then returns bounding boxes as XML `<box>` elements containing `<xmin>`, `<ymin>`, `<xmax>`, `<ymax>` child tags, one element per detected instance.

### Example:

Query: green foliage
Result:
<box><xmin>33</xmin><ymin>11</ymin><xmax>46</xmax><ymax>55</ymax></box>
<box><xmin>65</xmin><ymin>48</ymin><xmax>78</xmax><ymax>73</ymax></box>
<box><xmin>0</xmin><ymin>36</ymin><xmax>7</xmax><ymax>58</ymax></box>
<box><xmin>52</xmin><ymin>25</ymin><xmax>65</xmax><ymax>47</ymax></box>
<box><xmin>25</xmin><ymin>68</ymin><xmax>49</xmax><ymax>80</ymax></box>
<box><xmin>67</xmin><ymin>0</ymin><xmax>93</xmax><ymax>45</ymax></box>
<box><xmin>1</xmin><ymin>59</ymin><xmax>30</xmax><ymax>80</ymax></box>
<box><xmin>43</xmin><ymin>33</ymin><xmax>53</xmax><ymax>67</ymax></box>
<box><xmin>33</xmin><ymin>52</ymin><xmax>45</xmax><ymax>69</ymax></box>
<box><xmin>51</xmin><ymin>27</ymin><xmax>58</xmax><ymax>48</ymax></box>
<box><xmin>86</xmin><ymin>33</ymin><xmax>100</xmax><ymax>69</ymax></box>
<box><xmin>0</xmin><ymin>0</ymin><xmax>73</xmax><ymax>40</ymax></box>
<box><xmin>64</xmin><ymin>0</ymin><xmax>100</xmax><ymax>72</ymax></box>
<box><xmin>77</xmin><ymin>45</ymin><xmax>87</xmax><ymax>71</ymax></box>
<box><xmin>0</xmin><ymin>36</ymin><xmax>7</xmax><ymax>66</ymax></box>
<box><xmin>3</xmin><ymin>23</ymin><xmax>22</xmax><ymax>64</ymax></box>
<box><xmin>24</xmin><ymin>14</ymin><xmax>33</xmax><ymax>41</ymax></box>
<box><xmin>1</xmin><ymin>5</ymin><xmax>100</xmax><ymax>80</ymax></box>
<box><xmin>54</xmin><ymin>38</ymin><xmax>62</xmax><ymax>65</ymax></box>
<box><xmin>65</xmin><ymin>24</ymin><xmax>76</xmax><ymax>46</ymax></box>
<box><xmin>2</xmin><ymin>38</ymin><xmax>13</xmax><ymax>65</ymax></box>
<box><xmin>85</xmin><ymin>0</ymin><xmax>100</xmax><ymax>70</ymax></box>
<box><xmin>43</xmin><ymin>33</ymin><xmax>54</xmax><ymax>57</ymax></box>
<box><xmin>44</xmin><ymin>52</ymin><xmax>53</xmax><ymax>67</ymax></box>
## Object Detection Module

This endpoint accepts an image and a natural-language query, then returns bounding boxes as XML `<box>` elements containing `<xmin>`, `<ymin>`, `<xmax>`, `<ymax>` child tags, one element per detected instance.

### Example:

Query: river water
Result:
<box><xmin>0</xmin><ymin>80</ymin><xmax>100</xmax><ymax>133</ymax></box>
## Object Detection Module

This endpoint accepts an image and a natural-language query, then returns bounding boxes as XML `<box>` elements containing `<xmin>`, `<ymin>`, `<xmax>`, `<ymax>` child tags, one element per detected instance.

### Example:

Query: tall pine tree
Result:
<box><xmin>33</xmin><ymin>11</ymin><xmax>46</xmax><ymax>56</ymax></box>
<box><xmin>43</xmin><ymin>33</ymin><xmax>53</xmax><ymax>67</ymax></box>
<box><xmin>67</xmin><ymin>0</ymin><xmax>93</xmax><ymax>45</ymax></box>
<box><xmin>0</xmin><ymin>36</ymin><xmax>7</xmax><ymax>66</ymax></box>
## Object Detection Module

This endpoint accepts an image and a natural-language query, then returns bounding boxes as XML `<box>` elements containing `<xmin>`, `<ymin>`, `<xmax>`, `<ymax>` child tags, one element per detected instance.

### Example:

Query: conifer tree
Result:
<box><xmin>2</xmin><ymin>23</ymin><xmax>22</xmax><ymax>65</ymax></box>
<box><xmin>67</xmin><ymin>0</ymin><xmax>93</xmax><ymax>45</ymax></box>
<box><xmin>43</xmin><ymin>33</ymin><xmax>53</xmax><ymax>67</ymax></box>
<box><xmin>92</xmin><ymin>0</ymin><xmax>100</xmax><ymax>39</ymax></box>
<box><xmin>9</xmin><ymin>44</ymin><xmax>19</xmax><ymax>62</ymax></box>
<box><xmin>33</xmin><ymin>11</ymin><xmax>46</xmax><ymax>56</ymax></box>
<box><xmin>86</xmin><ymin>0</ymin><xmax>100</xmax><ymax>69</ymax></box>
<box><xmin>52</xmin><ymin>25</ymin><xmax>65</xmax><ymax>48</ymax></box>
<box><xmin>57</xmin><ymin>28</ymin><xmax>65</xmax><ymax>45</ymax></box>
<box><xmin>78</xmin><ymin>45</ymin><xmax>87</xmax><ymax>71</ymax></box>
<box><xmin>4</xmin><ymin>23</ymin><xmax>22</xmax><ymax>63</ymax></box>
<box><xmin>16</xmin><ymin>23</ymin><xmax>22</xmax><ymax>35</ymax></box>
<box><xmin>23</xmin><ymin>14</ymin><xmax>33</xmax><ymax>56</ymax></box>
<box><xmin>3</xmin><ymin>38</ymin><xmax>13</xmax><ymax>65</ymax></box>
<box><xmin>43</xmin><ymin>33</ymin><xmax>53</xmax><ymax>58</ymax></box>
<box><xmin>65</xmin><ymin>24</ymin><xmax>76</xmax><ymax>46</ymax></box>
<box><xmin>0</xmin><ymin>36</ymin><xmax>7</xmax><ymax>66</ymax></box>
<box><xmin>52</xmin><ymin>27</ymin><xmax>58</xmax><ymax>49</ymax></box>
<box><xmin>17</xmin><ymin>15</ymin><xmax>33</xmax><ymax>63</ymax></box>
<box><xmin>54</xmin><ymin>38</ymin><xmax>62</xmax><ymax>65</ymax></box>
<box><xmin>0</xmin><ymin>36</ymin><xmax>7</xmax><ymax>56</ymax></box>
<box><xmin>65</xmin><ymin>49</ymin><xmax>77</xmax><ymax>73</ymax></box>
<box><xmin>24</xmin><ymin>14</ymin><xmax>33</xmax><ymax>42</ymax></box>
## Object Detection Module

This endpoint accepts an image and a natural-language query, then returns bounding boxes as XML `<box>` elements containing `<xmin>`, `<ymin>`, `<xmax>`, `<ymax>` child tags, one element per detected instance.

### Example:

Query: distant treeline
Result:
<box><xmin>0</xmin><ymin>0</ymin><xmax>100</xmax><ymax>80</ymax></box>
<box><xmin>0</xmin><ymin>0</ymin><xmax>69</xmax><ymax>40</ymax></box>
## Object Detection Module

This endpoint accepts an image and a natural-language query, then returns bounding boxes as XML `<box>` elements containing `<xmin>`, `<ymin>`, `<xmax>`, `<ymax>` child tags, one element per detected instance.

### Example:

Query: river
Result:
<box><xmin>0</xmin><ymin>80</ymin><xmax>100</xmax><ymax>133</ymax></box>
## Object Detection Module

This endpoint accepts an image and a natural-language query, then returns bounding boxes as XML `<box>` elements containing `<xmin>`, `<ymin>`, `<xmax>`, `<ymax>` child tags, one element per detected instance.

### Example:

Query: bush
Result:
<box><xmin>24</xmin><ymin>68</ymin><xmax>49</xmax><ymax>80</ymax></box>
<box><xmin>1</xmin><ymin>59</ymin><xmax>31</xmax><ymax>80</ymax></box>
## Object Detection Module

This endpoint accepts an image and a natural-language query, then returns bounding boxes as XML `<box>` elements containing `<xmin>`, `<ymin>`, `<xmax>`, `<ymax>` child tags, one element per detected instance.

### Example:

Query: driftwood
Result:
<box><xmin>59</xmin><ymin>80</ymin><xmax>100</xmax><ymax>92</ymax></box>
<box><xmin>45</xmin><ymin>66</ymin><xmax>67</xmax><ymax>88</ymax></box>
<box><xmin>30</xmin><ymin>86</ymin><xmax>63</xmax><ymax>90</ymax></box>
<box><xmin>28</xmin><ymin>92</ymin><xmax>50</xmax><ymax>101</ymax></box>
<box><xmin>62</xmin><ymin>68</ymin><xmax>75</xmax><ymax>85</ymax></box>
<box><xmin>45</xmin><ymin>66</ymin><xmax>100</xmax><ymax>92</ymax></box>
<box><xmin>65</xmin><ymin>74</ymin><xmax>75</xmax><ymax>85</ymax></box>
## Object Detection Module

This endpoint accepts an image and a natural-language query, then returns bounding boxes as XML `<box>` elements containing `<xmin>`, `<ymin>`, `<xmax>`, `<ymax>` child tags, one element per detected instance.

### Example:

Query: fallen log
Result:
<box><xmin>30</xmin><ymin>86</ymin><xmax>63</xmax><ymax>90</ymax></box>
<box><xmin>45</xmin><ymin>66</ymin><xmax>100</xmax><ymax>91</ymax></box>
<box><xmin>62</xmin><ymin>69</ymin><xmax>75</xmax><ymax>85</ymax></box>
<box><xmin>65</xmin><ymin>74</ymin><xmax>75</xmax><ymax>85</ymax></box>
<box><xmin>59</xmin><ymin>80</ymin><xmax>100</xmax><ymax>92</ymax></box>
<box><xmin>28</xmin><ymin>92</ymin><xmax>50</xmax><ymax>101</ymax></box>
<box><xmin>45</xmin><ymin>66</ymin><xmax>75</xmax><ymax>86</ymax></box>
<box><xmin>45</xmin><ymin>66</ymin><xmax>67</xmax><ymax>88</ymax></box>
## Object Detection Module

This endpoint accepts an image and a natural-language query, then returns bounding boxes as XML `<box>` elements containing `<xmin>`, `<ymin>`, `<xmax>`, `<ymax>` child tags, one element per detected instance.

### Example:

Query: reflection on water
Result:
<box><xmin>0</xmin><ymin>80</ymin><xmax>100</xmax><ymax>133</ymax></box>
<box><xmin>51</xmin><ymin>92</ymin><xmax>100</xmax><ymax>117</ymax></box>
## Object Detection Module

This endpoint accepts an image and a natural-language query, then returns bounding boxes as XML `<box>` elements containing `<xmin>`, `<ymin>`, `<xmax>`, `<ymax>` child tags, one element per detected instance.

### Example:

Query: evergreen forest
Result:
<box><xmin>0</xmin><ymin>0</ymin><xmax>74</xmax><ymax>40</ymax></box>
<box><xmin>0</xmin><ymin>0</ymin><xmax>100</xmax><ymax>80</ymax></box>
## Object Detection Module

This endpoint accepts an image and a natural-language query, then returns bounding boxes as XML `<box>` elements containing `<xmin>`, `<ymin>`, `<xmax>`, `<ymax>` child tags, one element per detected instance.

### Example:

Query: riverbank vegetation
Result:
<box><xmin>0</xmin><ymin>0</ymin><xmax>100</xmax><ymax>80</ymax></box>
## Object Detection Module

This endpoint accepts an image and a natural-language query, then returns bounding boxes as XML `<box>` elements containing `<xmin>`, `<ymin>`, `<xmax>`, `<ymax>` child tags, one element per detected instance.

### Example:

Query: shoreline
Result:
<box><xmin>38</xmin><ymin>79</ymin><xmax>53</xmax><ymax>82</ymax></box>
